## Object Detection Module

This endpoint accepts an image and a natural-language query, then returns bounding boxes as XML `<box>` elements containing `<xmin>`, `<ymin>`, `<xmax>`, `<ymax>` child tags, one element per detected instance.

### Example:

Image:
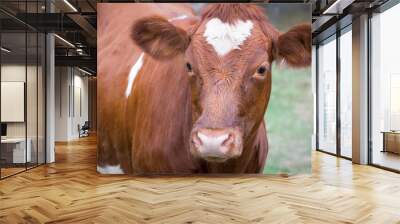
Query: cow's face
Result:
<box><xmin>184</xmin><ymin>18</ymin><xmax>275</xmax><ymax>162</ymax></box>
<box><xmin>132</xmin><ymin>15</ymin><xmax>311</xmax><ymax>163</ymax></box>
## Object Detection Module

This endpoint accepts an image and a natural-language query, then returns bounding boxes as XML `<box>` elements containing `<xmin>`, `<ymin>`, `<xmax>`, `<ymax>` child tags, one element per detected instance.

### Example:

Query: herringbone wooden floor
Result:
<box><xmin>1</xmin><ymin>136</ymin><xmax>400</xmax><ymax>224</ymax></box>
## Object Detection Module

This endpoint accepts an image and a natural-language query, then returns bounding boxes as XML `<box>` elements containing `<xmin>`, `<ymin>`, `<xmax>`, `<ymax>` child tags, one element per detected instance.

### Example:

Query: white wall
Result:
<box><xmin>54</xmin><ymin>67</ymin><xmax>89</xmax><ymax>141</ymax></box>
<box><xmin>1</xmin><ymin>63</ymin><xmax>46</xmax><ymax>164</ymax></box>
<box><xmin>1</xmin><ymin>65</ymin><xmax>41</xmax><ymax>138</ymax></box>
<box><xmin>55</xmin><ymin>66</ymin><xmax>69</xmax><ymax>141</ymax></box>
<box><xmin>72</xmin><ymin>73</ymin><xmax>89</xmax><ymax>138</ymax></box>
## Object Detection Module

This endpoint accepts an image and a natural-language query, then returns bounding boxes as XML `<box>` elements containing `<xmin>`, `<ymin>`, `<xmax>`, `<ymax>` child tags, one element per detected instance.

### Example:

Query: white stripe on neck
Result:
<box><xmin>168</xmin><ymin>14</ymin><xmax>188</xmax><ymax>22</ymax></box>
<box><xmin>125</xmin><ymin>53</ymin><xmax>144</xmax><ymax>98</ymax></box>
<box><xmin>97</xmin><ymin>164</ymin><xmax>124</xmax><ymax>174</ymax></box>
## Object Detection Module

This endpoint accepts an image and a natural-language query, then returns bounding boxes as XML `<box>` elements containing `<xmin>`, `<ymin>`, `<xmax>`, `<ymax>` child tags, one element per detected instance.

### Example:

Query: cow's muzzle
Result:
<box><xmin>190</xmin><ymin>127</ymin><xmax>243</xmax><ymax>162</ymax></box>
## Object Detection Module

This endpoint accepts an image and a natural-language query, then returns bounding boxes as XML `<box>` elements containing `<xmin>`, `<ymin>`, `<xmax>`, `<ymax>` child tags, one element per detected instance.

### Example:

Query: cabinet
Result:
<box><xmin>382</xmin><ymin>132</ymin><xmax>400</xmax><ymax>154</ymax></box>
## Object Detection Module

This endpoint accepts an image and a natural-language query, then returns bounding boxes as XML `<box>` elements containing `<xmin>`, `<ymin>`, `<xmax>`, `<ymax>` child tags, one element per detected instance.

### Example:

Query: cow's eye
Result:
<box><xmin>257</xmin><ymin>66</ymin><xmax>266</xmax><ymax>75</ymax></box>
<box><xmin>186</xmin><ymin>62</ymin><xmax>192</xmax><ymax>72</ymax></box>
<box><xmin>253</xmin><ymin>65</ymin><xmax>268</xmax><ymax>80</ymax></box>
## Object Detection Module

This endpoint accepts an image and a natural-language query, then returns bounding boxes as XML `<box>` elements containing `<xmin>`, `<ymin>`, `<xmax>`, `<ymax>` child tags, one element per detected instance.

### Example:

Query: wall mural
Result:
<box><xmin>97</xmin><ymin>3</ymin><xmax>312</xmax><ymax>174</ymax></box>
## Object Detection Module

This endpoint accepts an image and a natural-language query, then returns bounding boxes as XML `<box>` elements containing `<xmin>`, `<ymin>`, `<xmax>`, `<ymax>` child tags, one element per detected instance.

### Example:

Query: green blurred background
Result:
<box><xmin>263</xmin><ymin>4</ymin><xmax>312</xmax><ymax>174</ymax></box>
<box><xmin>264</xmin><ymin>66</ymin><xmax>312</xmax><ymax>174</ymax></box>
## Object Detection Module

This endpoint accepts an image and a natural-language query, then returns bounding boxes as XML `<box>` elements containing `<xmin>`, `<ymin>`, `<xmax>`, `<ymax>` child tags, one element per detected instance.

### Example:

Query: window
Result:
<box><xmin>339</xmin><ymin>27</ymin><xmax>352</xmax><ymax>158</ymax></box>
<box><xmin>0</xmin><ymin>1</ymin><xmax>46</xmax><ymax>179</ymax></box>
<box><xmin>370</xmin><ymin>3</ymin><xmax>400</xmax><ymax>171</ymax></box>
<box><xmin>317</xmin><ymin>35</ymin><xmax>337</xmax><ymax>154</ymax></box>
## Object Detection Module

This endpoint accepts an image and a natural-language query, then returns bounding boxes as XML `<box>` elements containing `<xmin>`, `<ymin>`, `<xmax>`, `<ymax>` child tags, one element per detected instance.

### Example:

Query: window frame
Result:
<box><xmin>315</xmin><ymin>22</ymin><xmax>353</xmax><ymax>161</ymax></box>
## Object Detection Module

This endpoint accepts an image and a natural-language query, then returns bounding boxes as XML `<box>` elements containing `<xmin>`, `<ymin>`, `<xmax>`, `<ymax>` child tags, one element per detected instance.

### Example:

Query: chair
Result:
<box><xmin>79</xmin><ymin>121</ymin><xmax>90</xmax><ymax>138</ymax></box>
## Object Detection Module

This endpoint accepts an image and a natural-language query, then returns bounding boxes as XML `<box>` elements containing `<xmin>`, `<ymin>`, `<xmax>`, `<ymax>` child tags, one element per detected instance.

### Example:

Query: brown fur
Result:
<box><xmin>97</xmin><ymin>3</ymin><xmax>195</xmax><ymax>173</ymax></box>
<box><xmin>132</xmin><ymin>16</ymin><xmax>191</xmax><ymax>60</ymax></box>
<box><xmin>185</xmin><ymin>8</ymin><xmax>274</xmax><ymax>172</ymax></box>
<box><xmin>277</xmin><ymin>23</ymin><xmax>311</xmax><ymax>67</ymax></box>
<box><xmin>98</xmin><ymin>3</ymin><xmax>311</xmax><ymax>174</ymax></box>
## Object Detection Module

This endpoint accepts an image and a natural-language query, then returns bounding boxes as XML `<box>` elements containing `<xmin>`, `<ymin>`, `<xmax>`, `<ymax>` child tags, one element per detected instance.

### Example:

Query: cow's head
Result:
<box><xmin>132</xmin><ymin>5</ymin><xmax>311</xmax><ymax>163</ymax></box>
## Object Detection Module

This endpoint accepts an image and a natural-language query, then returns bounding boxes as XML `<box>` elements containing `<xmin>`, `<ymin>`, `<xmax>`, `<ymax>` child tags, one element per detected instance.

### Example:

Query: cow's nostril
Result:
<box><xmin>192</xmin><ymin>128</ymin><xmax>242</xmax><ymax>161</ymax></box>
<box><xmin>195</xmin><ymin>129</ymin><xmax>234</xmax><ymax>151</ymax></box>
<box><xmin>221</xmin><ymin>133</ymin><xmax>234</xmax><ymax>146</ymax></box>
<box><xmin>192</xmin><ymin>132</ymin><xmax>203</xmax><ymax>146</ymax></box>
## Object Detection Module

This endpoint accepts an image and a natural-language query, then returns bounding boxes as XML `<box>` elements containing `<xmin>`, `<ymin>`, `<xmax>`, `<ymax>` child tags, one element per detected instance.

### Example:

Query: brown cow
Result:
<box><xmin>97</xmin><ymin>4</ymin><xmax>195</xmax><ymax>174</ymax></box>
<box><xmin>97</xmin><ymin>3</ymin><xmax>311</xmax><ymax>174</ymax></box>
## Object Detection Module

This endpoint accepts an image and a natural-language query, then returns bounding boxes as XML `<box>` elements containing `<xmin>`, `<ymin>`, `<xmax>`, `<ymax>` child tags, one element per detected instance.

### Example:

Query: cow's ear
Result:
<box><xmin>276</xmin><ymin>23</ymin><xmax>311</xmax><ymax>68</ymax></box>
<box><xmin>131</xmin><ymin>16</ymin><xmax>191</xmax><ymax>59</ymax></box>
